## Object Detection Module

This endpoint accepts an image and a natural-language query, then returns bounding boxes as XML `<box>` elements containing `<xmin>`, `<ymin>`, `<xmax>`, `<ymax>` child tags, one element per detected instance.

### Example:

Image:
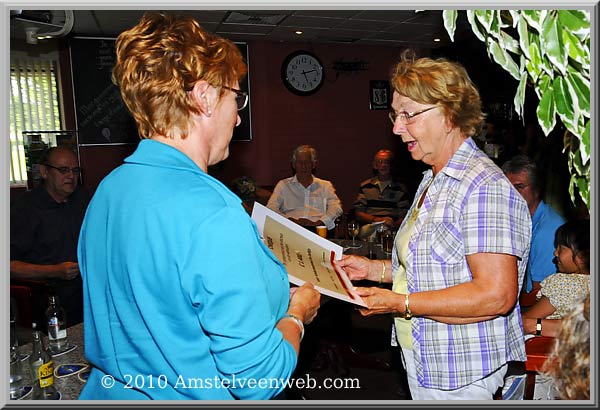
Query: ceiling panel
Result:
<box><xmin>11</xmin><ymin>8</ymin><xmax>463</xmax><ymax>49</ymax></box>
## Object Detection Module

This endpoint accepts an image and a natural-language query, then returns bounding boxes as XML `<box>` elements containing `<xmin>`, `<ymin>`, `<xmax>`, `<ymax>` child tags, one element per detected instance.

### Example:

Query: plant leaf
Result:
<box><xmin>557</xmin><ymin>10</ymin><xmax>590</xmax><ymax>36</ymax></box>
<box><xmin>580</xmin><ymin>120</ymin><xmax>590</xmax><ymax>165</ymax></box>
<box><xmin>521</xmin><ymin>10</ymin><xmax>544</xmax><ymax>32</ymax></box>
<box><xmin>443</xmin><ymin>10</ymin><xmax>458</xmax><ymax>42</ymax></box>
<box><xmin>474</xmin><ymin>9</ymin><xmax>493</xmax><ymax>31</ymax></box>
<box><xmin>514</xmin><ymin>68</ymin><xmax>527</xmax><ymax>119</ymax></box>
<box><xmin>467</xmin><ymin>10</ymin><xmax>487</xmax><ymax>42</ymax></box>
<box><xmin>553</xmin><ymin>76</ymin><xmax>580</xmax><ymax>137</ymax></box>
<box><xmin>536</xmin><ymin>77</ymin><xmax>556</xmax><ymax>135</ymax></box>
<box><xmin>517</xmin><ymin>14</ymin><xmax>531</xmax><ymax>59</ymax></box>
<box><xmin>508</xmin><ymin>10</ymin><xmax>520</xmax><ymax>27</ymax></box>
<box><xmin>498</xmin><ymin>29</ymin><xmax>520</xmax><ymax>54</ymax></box>
<box><xmin>540</xmin><ymin>14</ymin><xmax>567</xmax><ymax>74</ymax></box>
<box><xmin>566</xmin><ymin>69</ymin><xmax>590</xmax><ymax>117</ymax></box>
<box><xmin>526</xmin><ymin>39</ymin><xmax>542</xmax><ymax>83</ymax></box>
<box><xmin>562</xmin><ymin>28</ymin><xmax>589</xmax><ymax>66</ymax></box>
<box><xmin>488</xmin><ymin>40</ymin><xmax>521</xmax><ymax>80</ymax></box>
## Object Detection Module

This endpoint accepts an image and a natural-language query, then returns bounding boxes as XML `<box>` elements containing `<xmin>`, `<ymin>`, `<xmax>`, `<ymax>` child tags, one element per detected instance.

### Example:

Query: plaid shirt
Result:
<box><xmin>391</xmin><ymin>138</ymin><xmax>531</xmax><ymax>390</ymax></box>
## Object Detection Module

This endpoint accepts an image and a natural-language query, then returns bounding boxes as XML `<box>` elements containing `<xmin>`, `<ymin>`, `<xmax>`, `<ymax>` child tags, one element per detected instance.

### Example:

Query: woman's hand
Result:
<box><xmin>354</xmin><ymin>286</ymin><xmax>403</xmax><ymax>316</ymax></box>
<box><xmin>333</xmin><ymin>254</ymin><xmax>379</xmax><ymax>282</ymax></box>
<box><xmin>288</xmin><ymin>282</ymin><xmax>320</xmax><ymax>324</ymax></box>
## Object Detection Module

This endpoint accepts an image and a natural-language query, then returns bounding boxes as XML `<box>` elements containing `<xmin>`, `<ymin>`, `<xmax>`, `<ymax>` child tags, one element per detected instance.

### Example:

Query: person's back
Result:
<box><xmin>79</xmin><ymin>140</ymin><xmax>296</xmax><ymax>399</ymax></box>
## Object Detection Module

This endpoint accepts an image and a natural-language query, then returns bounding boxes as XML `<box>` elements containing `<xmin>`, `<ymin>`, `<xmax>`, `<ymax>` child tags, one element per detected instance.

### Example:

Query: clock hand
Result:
<box><xmin>301</xmin><ymin>69</ymin><xmax>317</xmax><ymax>81</ymax></box>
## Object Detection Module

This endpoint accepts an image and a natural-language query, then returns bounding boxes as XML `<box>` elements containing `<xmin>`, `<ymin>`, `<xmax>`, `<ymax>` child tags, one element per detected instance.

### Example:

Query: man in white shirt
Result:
<box><xmin>267</xmin><ymin>145</ymin><xmax>343</xmax><ymax>232</ymax></box>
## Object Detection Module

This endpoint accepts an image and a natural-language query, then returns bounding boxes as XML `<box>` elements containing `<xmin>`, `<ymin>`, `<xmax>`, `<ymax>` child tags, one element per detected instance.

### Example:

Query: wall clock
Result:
<box><xmin>281</xmin><ymin>51</ymin><xmax>324</xmax><ymax>96</ymax></box>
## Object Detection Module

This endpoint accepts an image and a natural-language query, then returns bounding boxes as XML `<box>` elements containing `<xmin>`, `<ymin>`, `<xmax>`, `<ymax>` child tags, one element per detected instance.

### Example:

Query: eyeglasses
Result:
<box><xmin>44</xmin><ymin>164</ymin><xmax>81</xmax><ymax>175</ymax></box>
<box><xmin>389</xmin><ymin>106</ymin><xmax>439</xmax><ymax>125</ymax></box>
<box><xmin>513</xmin><ymin>183</ymin><xmax>530</xmax><ymax>191</ymax></box>
<box><xmin>221</xmin><ymin>85</ymin><xmax>249</xmax><ymax>111</ymax></box>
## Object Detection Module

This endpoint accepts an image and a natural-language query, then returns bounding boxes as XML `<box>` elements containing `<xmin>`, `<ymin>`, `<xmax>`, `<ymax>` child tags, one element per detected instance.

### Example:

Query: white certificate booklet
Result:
<box><xmin>251</xmin><ymin>203</ymin><xmax>366</xmax><ymax>307</ymax></box>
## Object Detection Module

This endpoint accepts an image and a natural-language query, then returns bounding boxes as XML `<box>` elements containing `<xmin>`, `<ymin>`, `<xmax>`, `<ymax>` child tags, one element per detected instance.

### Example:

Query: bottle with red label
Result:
<box><xmin>28</xmin><ymin>323</ymin><xmax>60</xmax><ymax>400</ymax></box>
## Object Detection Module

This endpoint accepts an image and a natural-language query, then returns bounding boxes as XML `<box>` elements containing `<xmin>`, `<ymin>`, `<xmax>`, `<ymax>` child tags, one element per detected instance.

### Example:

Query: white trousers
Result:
<box><xmin>400</xmin><ymin>347</ymin><xmax>507</xmax><ymax>400</ymax></box>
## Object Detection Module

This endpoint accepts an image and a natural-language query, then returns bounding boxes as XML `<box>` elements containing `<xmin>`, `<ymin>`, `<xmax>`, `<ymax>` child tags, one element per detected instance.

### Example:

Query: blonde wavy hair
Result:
<box><xmin>543</xmin><ymin>293</ymin><xmax>590</xmax><ymax>400</ymax></box>
<box><xmin>112</xmin><ymin>12</ymin><xmax>247</xmax><ymax>139</ymax></box>
<box><xmin>390</xmin><ymin>50</ymin><xmax>485</xmax><ymax>137</ymax></box>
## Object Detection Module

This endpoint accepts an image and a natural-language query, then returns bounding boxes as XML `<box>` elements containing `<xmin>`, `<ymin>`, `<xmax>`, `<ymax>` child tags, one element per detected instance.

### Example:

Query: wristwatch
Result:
<box><xmin>535</xmin><ymin>318</ymin><xmax>542</xmax><ymax>336</ymax></box>
<box><xmin>403</xmin><ymin>293</ymin><xmax>413</xmax><ymax>320</ymax></box>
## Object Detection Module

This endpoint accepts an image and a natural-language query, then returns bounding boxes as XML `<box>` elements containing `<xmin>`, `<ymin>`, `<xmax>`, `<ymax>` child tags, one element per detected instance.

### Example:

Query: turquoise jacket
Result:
<box><xmin>78</xmin><ymin>140</ymin><xmax>296</xmax><ymax>400</ymax></box>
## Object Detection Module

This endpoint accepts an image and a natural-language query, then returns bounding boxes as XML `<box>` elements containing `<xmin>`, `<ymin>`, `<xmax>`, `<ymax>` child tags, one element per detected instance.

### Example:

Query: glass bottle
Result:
<box><xmin>45</xmin><ymin>295</ymin><xmax>68</xmax><ymax>354</ymax></box>
<box><xmin>9</xmin><ymin>303</ymin><xmax>24</xmax><ymax>399</ymax></box>
<box><xmin>28</xmin><ymin>323</ymin><xmax>60</xmax><ymax>400</ymax></box>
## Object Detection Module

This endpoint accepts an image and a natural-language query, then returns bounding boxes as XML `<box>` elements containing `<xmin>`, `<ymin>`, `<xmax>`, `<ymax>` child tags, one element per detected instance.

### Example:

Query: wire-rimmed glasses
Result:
<box><xmin>221</xmin><ymin>85</ymin><xmax>249</xmax><ymax>111</ymax></box>
<box><xmin>388</xmin><ymin>106</ymin><xmax>439</xmax><ymax>125</ymax></box>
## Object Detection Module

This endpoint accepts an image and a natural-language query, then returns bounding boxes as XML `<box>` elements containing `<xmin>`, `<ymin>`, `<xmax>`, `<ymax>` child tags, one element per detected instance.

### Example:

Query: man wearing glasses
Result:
<box><xmin>502</xmin><ymin>155</ymin><xmax>565</xmax><ymax>307</ymax></box>
<box><xmin>353</xmin><ymin>149</ymin><xmax>412</xmax><ymax>237</ymax></box>
<box><xmin>10</xmin><ymin>146</ymin><xmax>91</xmax><ymax>326</ymax></box>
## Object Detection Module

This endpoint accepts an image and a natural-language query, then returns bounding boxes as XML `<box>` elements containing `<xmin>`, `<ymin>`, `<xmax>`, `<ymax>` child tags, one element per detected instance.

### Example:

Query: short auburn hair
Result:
<box><xmin>390</xmin><ymin>50</ymin><xmax>484</xmax><ymax>137</ymax></box>
<box><xmin>112</xmin><ymin>12</ymin><xmax>247</xmax><ymax>139</ymax></box>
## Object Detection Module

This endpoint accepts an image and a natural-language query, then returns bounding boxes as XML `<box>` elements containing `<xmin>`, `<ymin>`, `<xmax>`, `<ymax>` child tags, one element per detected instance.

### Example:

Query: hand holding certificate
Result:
<box><xmin>252</xmin><ymin>203</ymin><xmax>366</xmax><ymax>307</ymax></box>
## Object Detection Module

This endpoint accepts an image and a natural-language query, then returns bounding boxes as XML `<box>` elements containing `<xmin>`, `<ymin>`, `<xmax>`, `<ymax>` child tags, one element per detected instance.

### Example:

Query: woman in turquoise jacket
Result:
<box><xmin>78</xmin><ymin>13</ymin><xmax>320</xmax><ymax>400</ymax></box>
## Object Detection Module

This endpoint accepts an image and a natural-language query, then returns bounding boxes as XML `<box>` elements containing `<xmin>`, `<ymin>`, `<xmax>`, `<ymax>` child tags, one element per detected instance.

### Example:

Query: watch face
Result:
<box><xmin>282</xmin><ymin>51</ymin><xmax>324</xmax><ymax>95</ymax></box>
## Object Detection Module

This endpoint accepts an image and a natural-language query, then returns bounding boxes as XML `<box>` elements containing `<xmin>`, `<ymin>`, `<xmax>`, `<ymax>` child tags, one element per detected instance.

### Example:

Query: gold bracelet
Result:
<box><xmin>379</xmin><ymin>261</ymin><xmax>386</xmax><ymax>284</ymax></box>
<box><xmin>403</xmin><ymin>293</ymin><xmax>413</xmax><ymax>320</ymax></box>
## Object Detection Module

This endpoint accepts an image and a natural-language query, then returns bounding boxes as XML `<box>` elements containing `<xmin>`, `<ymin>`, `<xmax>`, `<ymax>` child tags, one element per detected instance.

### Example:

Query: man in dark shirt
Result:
<box><xmin>11</xmin><ymin>146</ymin><xmax>91</xmax><ymax>326</ymax></box>
<box><xmin>353</xmin><ymin>149</ymin><xmax>411</xmax><ymax>236</ymax></box>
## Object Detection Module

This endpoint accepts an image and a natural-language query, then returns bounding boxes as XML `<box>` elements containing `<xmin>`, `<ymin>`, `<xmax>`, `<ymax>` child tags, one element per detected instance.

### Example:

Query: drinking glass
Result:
<box><xmin>376</xmin><ymin>223</ymin><xmax>386</xmax><ymax>247</ymax></box>
<box><xmin>9</xmin><ymin>356</ymin><xmax>25</xmax><ymax>399</ymax></box>
<box><xmin>382</xmin><ymin>229</ymin><xmax>394</xmax><ymax>254</ymax></box>
<box><xmin>347</xmin><ymin>221</ymin><xmax>360</xmax><ymax>248</ymax></box>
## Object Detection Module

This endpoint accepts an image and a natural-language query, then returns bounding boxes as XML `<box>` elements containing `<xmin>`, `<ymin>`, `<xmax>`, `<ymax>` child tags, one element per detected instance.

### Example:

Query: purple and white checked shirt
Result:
<box><xmin>391</xmin><ymin>138</ymin><xmax>531</xmax><ymax>390</ymax></box>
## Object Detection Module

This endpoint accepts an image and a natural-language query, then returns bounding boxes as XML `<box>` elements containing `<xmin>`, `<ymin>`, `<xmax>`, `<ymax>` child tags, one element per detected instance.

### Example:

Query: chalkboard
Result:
<box><xmin>69</xmin><ymin>37</ymin><xmax>252</xmax><ymax>144</ymax></box>
<box><xmin>70</xmin><ymin>37</ymin><xmax>138</xmax><ymax>145</ymax></box>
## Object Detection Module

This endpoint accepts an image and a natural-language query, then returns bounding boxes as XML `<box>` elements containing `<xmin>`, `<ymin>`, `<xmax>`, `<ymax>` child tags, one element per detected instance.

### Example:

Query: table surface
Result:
<box><xmin>12</xmin><ymin>322</ymin><xmax>88</xmax><ymax>401</ymax></box>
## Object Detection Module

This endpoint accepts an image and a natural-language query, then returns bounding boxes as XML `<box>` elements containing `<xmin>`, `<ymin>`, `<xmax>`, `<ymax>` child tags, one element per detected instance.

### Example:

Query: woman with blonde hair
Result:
<box><xmin>334</xmin><ymin>51</ymin><xmax>531</xmax><ymax>399</ymax></box>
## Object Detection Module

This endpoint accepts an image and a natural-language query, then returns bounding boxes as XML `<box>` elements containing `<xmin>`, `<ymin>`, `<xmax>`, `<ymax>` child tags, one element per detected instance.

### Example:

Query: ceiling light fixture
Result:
<box><xmin>433</xmin><ymin>38</ymin><xmax>441</xmax><ymax>42</ymax></box>
<box><xmin>36</xmin><ymin>10</ymin><xmax>74</xmax><ymax>41</ymax></box>
<box><xmin>295</xmin><ymin>30</ymin><xmax>303</xmax><ymax>35</ymax></box>
<box><xmin>25</xmin><ymin>26</ymin><xmax>39</xmax><ymax>44</ymax></box>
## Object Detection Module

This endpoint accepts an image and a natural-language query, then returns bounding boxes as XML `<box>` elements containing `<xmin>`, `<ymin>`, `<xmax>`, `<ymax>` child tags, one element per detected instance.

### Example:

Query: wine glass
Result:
<box><xmin>347</xmin><ymin>221</ymin><xmax>360</xmax><ymax>248</ymax></box>
<box><xmin>376</xmin><ymin>223</ymin><xmax>386</xmax><ymax>247</ymax></box>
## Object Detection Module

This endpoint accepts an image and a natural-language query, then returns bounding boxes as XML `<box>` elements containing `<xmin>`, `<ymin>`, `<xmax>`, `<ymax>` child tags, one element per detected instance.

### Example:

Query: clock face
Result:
<box><xmin>282</xmin><ymin>51</ymin><xmax>324</xmax><ymax>96</ymax></box>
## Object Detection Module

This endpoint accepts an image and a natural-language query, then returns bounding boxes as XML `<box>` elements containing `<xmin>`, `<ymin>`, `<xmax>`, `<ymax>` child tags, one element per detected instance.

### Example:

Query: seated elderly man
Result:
<box><xmin>267</xmin><ymin>145</ymin><xmax>342</xmax><ymax>233</ymax></box>
<box><xmin>10</xmin><ymin>146</ymin><xmax>91</xmax><ymax>326</ymax></box>
<box><xmin>353</xmin><ymin>149</ymin><xmax>411</xmax><ymax>239</ymax></box>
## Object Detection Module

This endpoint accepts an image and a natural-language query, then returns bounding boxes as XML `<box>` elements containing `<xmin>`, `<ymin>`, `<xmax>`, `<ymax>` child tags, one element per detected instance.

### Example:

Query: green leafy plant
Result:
<box><xmin>443</xmin><ymin>10</ymin><xmax>590</xmax><ymax>209</ymax></box>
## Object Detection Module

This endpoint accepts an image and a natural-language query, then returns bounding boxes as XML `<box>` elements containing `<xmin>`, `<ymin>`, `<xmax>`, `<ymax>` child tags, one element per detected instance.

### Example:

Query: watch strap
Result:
<box><xmin>535</xmin><ymin>318</ymin><xmax>542</xmax><ymax>336</ymax></box>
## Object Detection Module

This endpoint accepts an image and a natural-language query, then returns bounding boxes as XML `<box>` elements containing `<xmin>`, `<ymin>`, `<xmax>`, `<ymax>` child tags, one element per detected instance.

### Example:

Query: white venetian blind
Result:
<box><xmin>9</xmin><ymin>53</ymin><xmax>62</xmax><ymax>185</ymax></box>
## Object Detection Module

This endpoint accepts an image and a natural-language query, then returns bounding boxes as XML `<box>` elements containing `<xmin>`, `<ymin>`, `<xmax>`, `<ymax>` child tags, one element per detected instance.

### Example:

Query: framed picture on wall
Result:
<box><xmin>369</xmin><ymin>80</ymin><xmax>390</xmax><ymax>110</ymax></box>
